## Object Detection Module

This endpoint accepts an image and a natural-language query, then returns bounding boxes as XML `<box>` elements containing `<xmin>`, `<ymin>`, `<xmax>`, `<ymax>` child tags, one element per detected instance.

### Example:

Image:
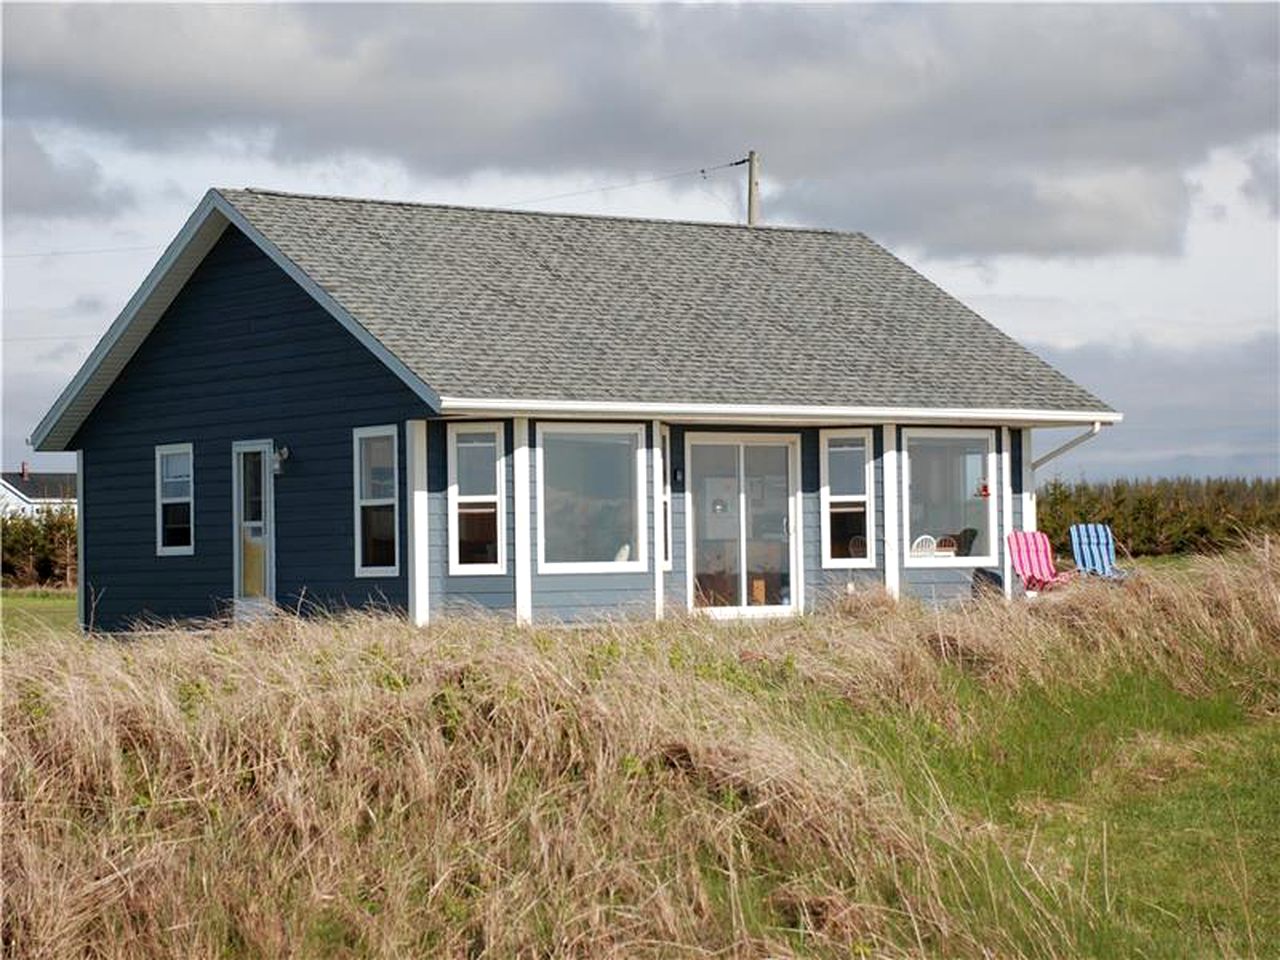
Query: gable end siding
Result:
<box><xmin>72</xmin><ymin>227</ymin><xmax>429</xmax><ymax>630</ymax></box>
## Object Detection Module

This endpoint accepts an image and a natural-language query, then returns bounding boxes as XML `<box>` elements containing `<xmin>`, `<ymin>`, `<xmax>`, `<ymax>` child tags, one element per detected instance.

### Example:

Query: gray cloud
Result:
<box><xmin>4</xmin><ymin>4</ymin><xmax>1276</xmax><ymax>257</ymax></box>
<box><xmin>2</xmin><ymin>122</ymin><xmax>135</xmax><ymax>221</ymax></box>
<box><xmin>1033</xmin><ymin>333</ymin><xmax>1280</xmax><ymax>480</ymax></box>
<box><xmin>1241</xmin><ymin>140</ymin><xmax>1279</xmax><ymax>217</ymax></box>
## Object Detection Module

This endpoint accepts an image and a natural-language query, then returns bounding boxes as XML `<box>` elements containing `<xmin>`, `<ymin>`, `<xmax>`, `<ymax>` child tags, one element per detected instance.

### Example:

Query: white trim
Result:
<box><xmin>659</xmin><ymin>424</ymin><xmax>673</xmax><ymax>573</ymax></box>
<box><xmin>901</xmin><ymin>427</ymin><xmax>999</xmax><ymax>569</ymax></box>
<box><xmin>1001</xmin><ymin>427</ymin><xmax>1014</xmax><ymax>599</ymax></box>
<box><xmin>683</xmin><ymin>432</ymin><xmax>802</xmax><ymax>617</ymax></box>
<box><xmin>231</xmin><ymin>438</ymin><xmax>276</xmax><ymax>612</ymax></box>
<box><xmin>76</xmin><ymin>451</ymin><xmax>86</xmax><ymax>630</ymax></box>
<box><xmin>446</xmin><ymin>422</ymin><xmax>507</xmax><ymax>577</ymax></box>
<box><xmin>32</xmin><ymin>190</ymin><xmax>442</xmax><ymax>453</ymax></box>
<box><xmin>1021</xmin><ymin>431</ymin><xmax>1038</xmax><ymax>532</ymax></box>
<box><xmin>154</xmin><ymin>442</ymin><xmax>195</xmax><ymax>557</ymax></box>
<box><xmin>652</xmin><ymin>420</ymin><xmax>665</xmax><ymax>619</ymax></box>
<box><xmin>406</xmin><ymin>420</ymin><xmax>429</xmax><ymax>626</ymax></box>
<box><xmin>513</xmin><ymin>418</ymin><xmax>533</xmax><ymax>624</ymax></box>
<box><xmin>818</xmin><ymin>427</ymin><xmax>876</xmax><ymax>570</ymax></box>
<box><xmin>882</xmin><ymin>425</ymin><xmax>901</xmax><ymax>599</ymax></box>
<box><xmin>440</xmin><ymin>396</ymin><xmax>1122</xmax><ymax>428</ymax></box>
<box><xmin>352</xmin><ymin>424</ymin><xmax>400</xmax><ymax>578</ymax></box>
<box><xmin>535</xmin><ymin>421</ymin><xmax>648</xmax><ymax>575</ymax></box>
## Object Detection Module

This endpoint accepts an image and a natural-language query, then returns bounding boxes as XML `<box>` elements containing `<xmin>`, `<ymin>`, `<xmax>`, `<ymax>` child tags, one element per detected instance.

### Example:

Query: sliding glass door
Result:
<box><xmin>687</xmin><ymin>435</ymin><xmax>798</xmax><ymax>615</ymax></box>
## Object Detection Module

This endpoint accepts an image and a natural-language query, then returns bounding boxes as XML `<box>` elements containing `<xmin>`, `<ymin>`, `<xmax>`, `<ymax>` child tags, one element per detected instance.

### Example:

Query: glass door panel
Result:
<box><xmin>233</xmin><ymin>441</ymin><xmax>273</xmax><ymax>608</ymax></box>
<box><xmin>743</xmin><ymin>445</ymin><xmax>791</xmax><ymax>607</ymax></box>
<box><xmin>690</xmin><ymin>443</ymin><xmax>740</xmax><ymax>607</ymax></box>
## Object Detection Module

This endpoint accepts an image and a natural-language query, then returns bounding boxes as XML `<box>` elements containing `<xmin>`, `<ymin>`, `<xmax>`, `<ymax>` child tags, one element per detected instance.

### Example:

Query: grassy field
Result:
<box><xmin>0</xmin><ymin>588</ymin><xmax>78</xmax><ymax>638</ymax></box>
<box><xmin>4</xmin><ymin>547</ymin><xmax>1278</xmax><ymax>958</ymax></box>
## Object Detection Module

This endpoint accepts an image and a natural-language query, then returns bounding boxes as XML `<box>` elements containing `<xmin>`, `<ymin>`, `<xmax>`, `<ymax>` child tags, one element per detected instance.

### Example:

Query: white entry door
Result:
<box><xmin>232</xmin><ymin>439</ymin><xmax>275</xmax><ymax>614</ymax></box>
<box><xmin>685</xmin><ymin>434</ymin><xmax>800</xmax><ymax>617</ymax></box>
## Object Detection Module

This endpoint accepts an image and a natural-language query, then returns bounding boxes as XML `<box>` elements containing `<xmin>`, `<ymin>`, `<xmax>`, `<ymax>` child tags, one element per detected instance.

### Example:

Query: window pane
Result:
<box><xmin>160</xmin><ymin>478</ymin><xmax>190</xmax><ymax>500</ymax></box>
<box><xmin>543</xmin><ymin>431</ymin><xmax>639</xmax><ymax>564</ymax></box>
<box><xmin>456</xmin><ymin>432</ymin><xmax>498</xmax><ymax>497</ymax></box>
<box><xmin>907</xmin><ymin>436</ymin><xmax>990</xmax><ymax>558</ymax></box>
<box><xmin>161</xmin><ymin>501</ymin><xmax>191</xmax><ymax>548</ymax></box>
<box><xmin>160</xmin><ymin>450</ymin><xmax>191</xmax><ymax>499</ymax></box>
<box><xmin>458</xmin><ymin>503</ymin><xmax>499</xmax><ymax>565</ymax></box>
<box><xmin>830</xmin><ymin>504</ymin><xmax>867</xmax><ymax>559</ymax></box>
<box><xmin>360</xmin><ymin>503</ymin><xmax>396</xmax><ymax>568</ymax></box>
<box><xmin>827</xmin><ymin>438</ymin><xmax>866</xmax><ymax>497</ymax></box>
<box><xmin>360</xmin><ymin>434</ymin><xmax>395</xmax><ymax>500</ymax></box>
<box><xmin>241</xmin><ymin>451</ymin><xmax>263</xmax><ymax>523</ymax></box>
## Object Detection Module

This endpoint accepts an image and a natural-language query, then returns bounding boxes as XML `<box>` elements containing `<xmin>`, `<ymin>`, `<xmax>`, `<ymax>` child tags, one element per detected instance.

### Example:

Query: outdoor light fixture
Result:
<box><xmin>273</xmin><ymin>444</ymin><xmax>290</xmax><ymax>475</ymax></box>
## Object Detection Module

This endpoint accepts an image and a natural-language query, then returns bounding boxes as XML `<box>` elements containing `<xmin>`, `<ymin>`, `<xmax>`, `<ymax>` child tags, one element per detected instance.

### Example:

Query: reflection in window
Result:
<box><xmin>449</xmin><ymin>425</ymin><xmax>504</xmax><ymax>572</ymax></box>
<box><xmin>905</xmin><ymin>433</ymin><xmax>992</xmax><ymax>561</ymax></box>
<box><xmin>541</xmin><ymin>427</ymin><xmax>642</xmax><ymax>567</ymax></box>
<box><xmin>156</xmin><ymin>444</ymin><xmax>194</xmax><ymax>554</ymax></box>
<box><xmin>354</xmin><ymin>426</ymin><xmax>398</xmax><ymax>574</ymax></box>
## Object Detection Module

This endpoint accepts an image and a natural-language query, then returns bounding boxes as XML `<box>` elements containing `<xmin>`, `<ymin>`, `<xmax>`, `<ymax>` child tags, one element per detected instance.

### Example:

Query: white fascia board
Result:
<box><xmin>439</xmin><ymin>396</ymin><xmax>1122</xmax><ymax>428</ymax></box>
<box><xmin>31</xmin><ymin>189</ymin><xmax>442</xmax><ymax>452</ymax></box>
<box><xmin>211</xmin><ymin>192</ymin><xmax>442</xmax><ymax>413</ymax></box>
<box><xmin>31</xmin><ymin>192</ymin><xmax>227</xmax><ymax>451</ymax></box>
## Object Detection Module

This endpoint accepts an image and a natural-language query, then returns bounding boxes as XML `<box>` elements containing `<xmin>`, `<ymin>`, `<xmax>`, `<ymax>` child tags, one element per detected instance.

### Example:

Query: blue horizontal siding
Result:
<box><xmin>73</xmin><ymin>226</ymin><xmax>429</xmax><ymax>630</ymax></box>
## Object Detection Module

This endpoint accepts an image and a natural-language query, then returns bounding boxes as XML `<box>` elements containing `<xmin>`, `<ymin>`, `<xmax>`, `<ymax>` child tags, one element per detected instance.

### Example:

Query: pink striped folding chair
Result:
<box><xmin>1007</xmin><ymin>530</ymin><xmax>1074</xmax><ymax>593</ymax></box>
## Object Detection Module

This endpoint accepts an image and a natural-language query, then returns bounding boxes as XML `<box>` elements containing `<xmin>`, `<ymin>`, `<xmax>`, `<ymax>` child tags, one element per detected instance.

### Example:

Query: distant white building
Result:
<box><xmin>1</xmin><ymin>464</ymin><xmax>77</xmax><ymax>516</ymax></box>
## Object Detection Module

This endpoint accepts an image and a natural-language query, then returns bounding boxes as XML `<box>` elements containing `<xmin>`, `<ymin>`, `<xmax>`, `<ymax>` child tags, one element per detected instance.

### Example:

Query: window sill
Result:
<box><xmin>356</xmin><ymin>566</ymin><xmax>400</xmax><ymax>578</ymax></box>
<box><xmin>156</xmin><ymin>546</ymin><xmax>195</xmax><ymax>557</ymax></box>
<box><xmin>820</xmin><ymin>558</ymin><xmax>877</xmax><ymax>571</ymax></box>
<box><xmin>448</xmin><ymin>562</ymin><xmax>507</xmax><ymax>577</ymax></box>
<box><xmin>904</xmin><ymin>556</ymin><xmax>997</xmax><ymax>570</ymax></box>
<box><xmin>537</xmin><ymin>560</ymin><xmax>648</xmax><ymax>576</ymax></box>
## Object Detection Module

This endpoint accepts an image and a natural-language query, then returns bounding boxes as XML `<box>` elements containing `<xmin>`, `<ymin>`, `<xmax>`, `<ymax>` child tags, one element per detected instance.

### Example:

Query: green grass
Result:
<box><xmin>1</xmin><ymin>588</ymin><xmax>78</xmax><ymax>639</ymax></box>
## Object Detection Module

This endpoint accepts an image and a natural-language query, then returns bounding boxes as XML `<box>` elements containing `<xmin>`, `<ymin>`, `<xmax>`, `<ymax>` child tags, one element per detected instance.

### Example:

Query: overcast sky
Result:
<box><xmin>3</xmin><ymin>3</ymin><xmax>1277</xmax><ymax>480</ymax></box>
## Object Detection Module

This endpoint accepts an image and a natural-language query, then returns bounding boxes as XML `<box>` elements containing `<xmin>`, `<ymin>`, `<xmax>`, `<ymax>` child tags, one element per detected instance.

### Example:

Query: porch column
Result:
<box><xmin>652</xmin><ymin>419</ymin><xmax>664</xmax><ymax>620</ymax></box>
<box><xmin>1001</xmin><ymin>427</ymin><xmax>1014</xmax><ymax>599</ymax></box>
<box><xmin>513</xmin><ymin>417</ymin><xmax>533</xmax><ymax>624</ymax></box>
<box><xmin>882</xmin><ymin>424</ymin><xmax>901</xmax><ymax>600</ymax></box>
<box><xmin>406</xmin><ymin>420</ymin><xmax>429</xmax><ymax>626</ymax></box>
<box><xmin>76</xmin><ymin>449</ymin><xmax>86</xmax><ymax>631</ymax></box>
<box><xmin>1021</xmin><ymin>429</ymin><xmax>1037</xmax><ymax>531</ymax></box>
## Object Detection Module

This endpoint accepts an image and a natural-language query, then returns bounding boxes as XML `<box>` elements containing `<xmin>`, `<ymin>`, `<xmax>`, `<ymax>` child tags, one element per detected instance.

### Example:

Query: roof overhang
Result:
<box><xmin>30</xmin><ymin>189</ymin><xmax>440</xmax><ymax>452</ymax></box>
<box><xmin>438</xmin><ymin>396</ymin><xmax>1122</xmax><ymax>428</ymax></box>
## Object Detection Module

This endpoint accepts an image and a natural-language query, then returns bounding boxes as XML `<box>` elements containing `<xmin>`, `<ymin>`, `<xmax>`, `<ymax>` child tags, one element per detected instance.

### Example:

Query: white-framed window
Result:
<box><xmin>819</xmin><ymin>428</ymin><xmax>875</xmax><ymax>568</ymax></box>
<box><xmin>353</xmin><ymin>425</ymin><xmax>399</xmax><ymax>577</ymax></box>
<box><xmin>902</xmin><ymin>428</ymin><xmax>998</xmax><ymax>568</ymax></box>
<box><xmin>536</xmin><ymin>422</ymin><xmax>647</xmax><ymax>574</ymax></box>
<box><xmin>660</xmin><ymin>425</ymin><xmax>673</xmax><ymax>572</ymax></box>
<box><xmin>447</xmin><ymin>422</ymin><xmax>506</xmax><ymax>576</ymax></box>
<box><xmin>155</xmin><ymin>442</ymin><xmax>194</xmax><ymax>556</ymax></box>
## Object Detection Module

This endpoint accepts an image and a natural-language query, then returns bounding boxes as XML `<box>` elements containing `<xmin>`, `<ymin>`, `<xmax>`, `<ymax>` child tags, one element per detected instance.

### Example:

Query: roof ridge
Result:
<box><xmin>220</xmin><ymin>186</ymin><xmax>870</xmax><ymax>241</ymax></box>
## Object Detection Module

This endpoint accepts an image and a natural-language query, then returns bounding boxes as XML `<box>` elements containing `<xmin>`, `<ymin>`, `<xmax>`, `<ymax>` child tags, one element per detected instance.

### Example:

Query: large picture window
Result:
<box><xmin>353</xmin><ymin>425</ymin><xmax>399</xmax><ymax>577</ymax></box>
<box><xmin>903</xmin><ymin>429</ymin><xmax>997</xmax><ymax>567</ymax></box>
<box><xmin>155</xmin><ymin>442</ymin><xmax>194</xmax><ymax>556</ymax></box>
<box><xmin>820</xmin><ymin>429</ymin><xmax>875</xmax><ymax>568</ymax></box>
<box><xmin>537</xmin><ymin>423</ymin><xmax>647</xmax><ymax>573</ymax></box>
<box><xmin>448</xmin><ymin>423</ymin><xmax>506</xmax><ymax>575</ymax></box>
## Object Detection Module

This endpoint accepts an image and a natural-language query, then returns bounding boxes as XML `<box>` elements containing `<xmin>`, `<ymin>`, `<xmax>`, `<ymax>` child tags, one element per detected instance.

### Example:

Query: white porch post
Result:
<box><xmin>651</xmin><ymin>419</ymin><xmax>664</xmax><ymax>620</ymax></box>
<box><xmin>882</xmin><ymin>424</ymin><xmax>901</xmax><ymax>600</ymax></box>
<box><xmin>1021</xmin><ymin>429</ymin><xmax>1037</xmax><ymax>531</ymax></box>
<box><xmin>513</xmin><ymin>417</ymin><xmax>533</xmax><ymax>624</ymax></box>
<box><xmin>406</xmin><ymin>420</ymin><xmax>429</xmax><ymax>626</ymax></box>
<box><xmin>76</xmin><ymin>449</ymin><xmax>86</xmax><ymax>631</ymax></box>
<box><xmin>1001</xmin><ymin>426</ymin><xmax>1014</xmax><ymax>598</ymax></box>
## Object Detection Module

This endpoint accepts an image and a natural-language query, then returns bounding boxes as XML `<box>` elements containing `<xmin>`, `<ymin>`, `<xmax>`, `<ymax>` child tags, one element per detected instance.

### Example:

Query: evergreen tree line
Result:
<box><xmin>1037</xmin><ymin>476</ymin><xmax>1280</xmax><ymax>557</ymax></box>
<box><xmin>1</xmin><ymin>507</ymin><xmax>77</xmax><ymax>587</ymax></box>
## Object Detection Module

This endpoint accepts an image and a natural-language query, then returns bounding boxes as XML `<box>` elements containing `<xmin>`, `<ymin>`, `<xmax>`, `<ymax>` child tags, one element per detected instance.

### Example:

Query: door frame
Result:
<box><xmin>683</xmin><ymin>431</ymin><xmax>803</xmax><ymax>618</ymax></box>
<box><xmin>231</xmin><ymin>438</ymin><xmax>276</xmax><ymax>616</ymax></box>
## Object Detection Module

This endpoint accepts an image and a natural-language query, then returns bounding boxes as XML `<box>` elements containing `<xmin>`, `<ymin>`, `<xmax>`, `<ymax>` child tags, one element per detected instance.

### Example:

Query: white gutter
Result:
<box><xmin>439</xmin><ymin>397</ymin><xmax>1123</xmax><ymax>428</ymax></box>
<box><xmin>1032</xmin><ymin>421</ymin><xmax>1104</xmax><ymax>471</ymax></box>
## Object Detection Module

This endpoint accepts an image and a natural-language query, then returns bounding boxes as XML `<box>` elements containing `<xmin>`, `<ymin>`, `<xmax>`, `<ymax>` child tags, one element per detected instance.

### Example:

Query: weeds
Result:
<box><xmin>3</xmin><ymin>543</ymin><xmax>1278</xmax><ymax>958</ymax></box>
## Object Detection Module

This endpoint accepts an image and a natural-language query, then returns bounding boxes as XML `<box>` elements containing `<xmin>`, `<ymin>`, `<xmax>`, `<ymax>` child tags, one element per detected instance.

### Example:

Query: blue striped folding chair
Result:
<box><xmin>1069</xmin><ymin>523</ymin><xmax>1127</xmax><ymax>580</ymax></box>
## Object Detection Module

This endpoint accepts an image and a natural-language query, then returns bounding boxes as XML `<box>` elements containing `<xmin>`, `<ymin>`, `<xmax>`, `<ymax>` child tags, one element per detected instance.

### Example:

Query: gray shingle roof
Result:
<box><xmin>218</xmin><ymin>188</ymin><xmax>1112</xmax><ymax>414</ymax></box>
<box><xmin>2</xmin><ymin>472</ymin><xmax>76</xmax><ymax>501</ymax></box>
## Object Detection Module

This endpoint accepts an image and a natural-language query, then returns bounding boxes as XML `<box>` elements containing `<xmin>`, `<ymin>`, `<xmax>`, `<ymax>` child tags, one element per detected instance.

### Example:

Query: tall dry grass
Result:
<box><xmin>3</xmin><ymin>543</ymin><xmax>1278</xmax><ymax>958</ymax></box>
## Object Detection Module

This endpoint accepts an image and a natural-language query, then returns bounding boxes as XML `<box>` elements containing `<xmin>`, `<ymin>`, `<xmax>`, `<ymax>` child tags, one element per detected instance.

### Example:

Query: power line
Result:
<box><xmin>3</xmin><ymin>333</ymin><xmax>99</xmax><ymax>342</ymax></box>
<box><xmin>507</xmin><ymin>157</ymin><xmax>748</xmax><ymax>208</ymax></box>
<box><xmin>3</xmin><ymin>243</ymin><xmax>162</xmax><ymax>260</ymax></box>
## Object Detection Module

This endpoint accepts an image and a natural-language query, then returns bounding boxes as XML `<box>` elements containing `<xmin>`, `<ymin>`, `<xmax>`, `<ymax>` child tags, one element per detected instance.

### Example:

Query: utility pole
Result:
<box><xmin>747</xmin><ymin>150</ymin><xmax>761</xmax><ymax>226</ymax></box>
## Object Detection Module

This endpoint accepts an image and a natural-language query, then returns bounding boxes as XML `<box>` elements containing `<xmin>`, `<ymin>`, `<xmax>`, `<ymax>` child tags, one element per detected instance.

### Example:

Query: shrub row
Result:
<box><xmin>1</xmin><ymin>507</ymin><xmax>77</xmax><ymax>587</ymax></box>
<box><xmin>1038</xmin><ymin>476</ymin><xmax>1280</xmax><ymax>556</ymax></box>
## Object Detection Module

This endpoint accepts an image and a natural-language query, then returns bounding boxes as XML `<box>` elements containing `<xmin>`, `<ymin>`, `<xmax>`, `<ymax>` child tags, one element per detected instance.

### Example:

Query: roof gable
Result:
<box><xmin>34</xmin><ymin>187</ymin><xmax>1116</xmax><ymax>451</ymax></box>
